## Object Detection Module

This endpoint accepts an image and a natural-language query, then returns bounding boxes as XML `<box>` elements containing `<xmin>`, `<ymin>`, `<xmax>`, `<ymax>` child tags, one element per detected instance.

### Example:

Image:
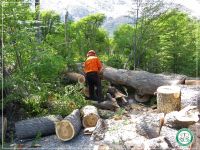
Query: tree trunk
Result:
<box><xmin>0</xmin><ymin>117</ymin><xmax>7</xmax><ymax>140</ymax></box>
<box><xmin>103</xmin><ymin>67</ymin><xmax>186</xmax><ymax>95</ymax></box>
<box><xmin>15</xmin><ymin>115</ymin><xmax>62</xmax><ymax>139</ymax></box>
<box><xmin>81</xmin><ymin>105</ymin><xmax>99</xmax><ymax>128</ymax></box>
<box><xmin>157</xmin><ymin>86</ymin><xmax>181</xmax><ymax>114</ymax></box>
<box><xmin>55</xmin><ymin>109</ymin><xmax>81</xmax><ymax>141</ymax></box>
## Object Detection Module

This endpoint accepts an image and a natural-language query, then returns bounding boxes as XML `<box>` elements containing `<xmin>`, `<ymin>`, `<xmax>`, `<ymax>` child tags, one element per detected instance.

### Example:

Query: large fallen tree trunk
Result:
<box><xmin>102</xmin><ymin>67</ymin><xmax>186</xmax><ymax>96</ymax></box>
<box><xmin>15</xmin><ymin>115</ymin><xmax>62</xmax><ymax>139</ymax></box>
<box><xmin>55</xmin><ymin>109</ymin><xmax>81</xmax><ymax>141</ymax></box>
<box><xmin>81</xmin><ymin>105</ymin><xmax>99</xmax><ymax>128</ymax></box>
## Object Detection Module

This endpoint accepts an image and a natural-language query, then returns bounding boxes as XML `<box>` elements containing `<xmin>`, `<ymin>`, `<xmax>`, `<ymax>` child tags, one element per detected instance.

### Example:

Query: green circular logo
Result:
<box><xmin>176</xmin><ymin>128</ymin><xmax>194</xmax><ymax>146</ymax></box>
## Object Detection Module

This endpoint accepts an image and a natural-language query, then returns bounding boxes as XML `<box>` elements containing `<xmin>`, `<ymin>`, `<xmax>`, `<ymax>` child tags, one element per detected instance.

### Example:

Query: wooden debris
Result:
<box><xmin>56</xmin><ymin>109</ymin><xmax>81</xmax><ymax>141</ymax></box>
<box><xmin>157</xmin><ymin>86</ymin><xmax>181</xmax><ymax>114</ymax></box>
<box><xmin>136</xmin><ymin>113</ymin><xmax>164</xmax><ymax>139</ymax></box>
<box><xmin>15</xmin><ymin>115</ymin><xmax>62</xmax><ymax>139</ymax></box>
<box><xmin>83</xmin><ymin>127</ymin><xmax>96</xmax><ymax>135</ymax></box>
<box><xmin>81</xmin><ymin>105</ymin><xmax>99</xmax><ymax>128</ymax></box>
<box><xmin>91</xmin><ymin>119</ymin><xmax>107</xmax><ymax>141</ymax></box>
<box><xmin>164</xmin><ymin>106</ymin><xmax>199</xmax><ymax>129</ymax></box>
<box><xmin>98</xmin><ymin>109</ymin><xmax>115</xmax><ymax>119</ymax></box>
<box><xmin>134</xmin><ymin>93</ymin><xmax>150</xmax><ymax>103</ymax></box>
<box><xmin>107</xmin><ymin>86</ymin><xmax>127</xmax><ymax>103</ymax></box>
<box><xmin>91</xmin><ymin>93</ymin><xmax>120</xmax><ymax>111</ymax></box>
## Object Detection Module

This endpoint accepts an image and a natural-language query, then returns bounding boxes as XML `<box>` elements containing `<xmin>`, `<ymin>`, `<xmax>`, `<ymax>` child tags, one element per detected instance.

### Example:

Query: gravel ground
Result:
<box><xmin>14</xmin><ymin>130</ymin><xmax>99</xmax><ymax>150</ymax></box>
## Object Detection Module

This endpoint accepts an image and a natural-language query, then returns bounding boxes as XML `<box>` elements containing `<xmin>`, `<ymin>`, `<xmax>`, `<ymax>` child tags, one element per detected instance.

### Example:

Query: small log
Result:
<box><xmin>81</xmin><ymin>105</ymin><xmax>100</xmax><ymax>128</ymax></box>
<box><xmin>15</xmin><ymin>115</ymin><xmax>62</xmax><ymax>139</ymax></box>
<box><xmin>185</xmin><ymin>80</ymin><xmax>200</xmax><ymax>85</ymax></box>
<box><xmin>91</xmin><ymin>118</ymin><xmax>107</xmax><ymax>141</ymax></box>
<box><xmin>64</xmin><ymin>72</ymin><xmax>85</xmax><ymax>84</ymax></box>
<box><xmin>56</xmin><ymin>109</ymin><xmax>81</xmax><ymax>141</ymax></box>
<box><xmin>157</xmin><ymin>86</ymin><xmax>181</xmax><ymax>114</ymax></box>
<box><xmin>0</xmin><ymin>117</ymin><xmax>7</xmax><ymax>140</ymax></box>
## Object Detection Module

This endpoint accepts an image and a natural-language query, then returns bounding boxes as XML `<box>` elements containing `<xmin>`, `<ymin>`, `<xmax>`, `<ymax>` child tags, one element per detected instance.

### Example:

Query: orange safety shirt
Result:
<box><xmin>84</xmin><ymin>56</ymin><xmax>102</xmax><ymax>73</ymax></box>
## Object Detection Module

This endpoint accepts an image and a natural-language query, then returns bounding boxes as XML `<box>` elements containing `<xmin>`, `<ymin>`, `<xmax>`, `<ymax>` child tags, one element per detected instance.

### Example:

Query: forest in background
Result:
<box><xmin>1</xmin><ymin>0</ymin><xmax>200</xmax><ymax>118</ymax></box>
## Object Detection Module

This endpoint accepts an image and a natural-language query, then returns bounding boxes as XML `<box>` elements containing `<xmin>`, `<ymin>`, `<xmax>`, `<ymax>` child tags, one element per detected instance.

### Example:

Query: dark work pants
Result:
<box><xmin>86</xmin><ymin>72</ymin><xmax>102</xmax><ymax>102</ymax></box>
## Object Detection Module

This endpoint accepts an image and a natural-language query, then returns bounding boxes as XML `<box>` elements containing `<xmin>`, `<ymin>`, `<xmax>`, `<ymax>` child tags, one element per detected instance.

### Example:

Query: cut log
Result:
<box><xmin>135</xmin><ymin>113</ymin><xmax>164</xmax><ymax>139</ymax></box>
<box><xmin>90</xmin><ymin>118</ymin><xmax>107</xmax><ymax>141</ymax></box>
<box><xmin>81</xmin><ymin>105</ymin><xmax>100</xmax><ymax>128</ymax></box>
<box><xmin>0</xmin><ymin>117</ymin><xmax>7</xmax><ymax>140</ymax></box>
<box><xmin>185</xmin><ymin>80</ymin><xmax>200</xmax><ymax>85</ymax></box>
<box><xmin>157</xmin><ymin>86</ymin><xmax>181</xmax><ymax>114</ymax></box>
<box><xmin>15</xmin><ymin>115</ymin><xmax>62</xmax><ymax>139</ymax></box>
<box><xmin>55</xmin><ymin>109</ymin><xmax>81</xmax><ymax>141</ymax></box>
<box><xmin>63</xmin><ymin>72</ymin><xmax>85</xmax><ymax>84</ymax></box>
<box><xmin>103</xmin><ymin>67</ymin><xmax>186</xmax><ymax>96</ymax></box>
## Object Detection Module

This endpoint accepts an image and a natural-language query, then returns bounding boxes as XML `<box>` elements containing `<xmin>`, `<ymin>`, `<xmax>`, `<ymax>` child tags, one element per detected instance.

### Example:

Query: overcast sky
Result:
<box><xmin>39</xmin><ymin>0</ymin><xmax>200</xmax><ymax>18</ymax></box>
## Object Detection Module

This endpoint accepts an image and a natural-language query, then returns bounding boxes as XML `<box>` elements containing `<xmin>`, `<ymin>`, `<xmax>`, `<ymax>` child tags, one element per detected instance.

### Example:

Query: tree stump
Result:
<box><xmin>15</xmin><ymin>115</ymin><xmax>62</xmax><ymax>139</ymax></box>
<box><xmin>157</xmin><ymin>86</ymin><xmax>181</xmax><ymax>114</ymax></box>
<box><xmin>81</xmin><ymin>105</ymin><xmax>99</xmax><ymax>128</ymax></box>
<box><xmin>56</xmin><ymin>109</ymin><xmax>81</xmax><ymax>141</ymax></box>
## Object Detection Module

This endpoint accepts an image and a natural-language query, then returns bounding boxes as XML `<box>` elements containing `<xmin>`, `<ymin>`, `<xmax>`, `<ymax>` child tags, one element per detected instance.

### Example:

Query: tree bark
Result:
<box><xmin>15</xmin><ymin>115</ymin><xmax>62</xmax><ymax>139</ymax></box>
<box><xmin>81</xmin><ymin>105</ymin><xmax>99</xmax><ymax>128</ymax></box>
<box><xmin>90</xmin><ymin>118</ymin><xmax>107</xmax><ymax>141</ymax></box>
<box><xmin>56</xmin><ymin>109</ymin><xmax>81</xmax><ymax>141</ymax></box>
<box><xmin>0</xmin><ymin>117</ymin><xmax>7</xmax><ymax>141</ymax></box>
<box><xmin>103</xmin><ymin>67</ymin><xmax>186</xmax><ymax>95</ymax></box>
<box><xmin>157</xmin><ymin>86</ymin><xmax>181</xmax><ymax>114</ymax></box>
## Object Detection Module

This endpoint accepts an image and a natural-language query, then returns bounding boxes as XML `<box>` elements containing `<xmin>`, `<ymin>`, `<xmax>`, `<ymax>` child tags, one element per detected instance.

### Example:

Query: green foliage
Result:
<box><xmin>31</xmin><ymin>51</ymin><xmax>65</xmax><ymax>82</ymax></box>
<box><xmin>48</xmin><ymin>84</ymin><xmax>90</xmax><ymax>116</ymax></box>
<box><xmin>106</xmin><ymin>55</ymin><xmax>126</xmax><ymax>69</ymax></box>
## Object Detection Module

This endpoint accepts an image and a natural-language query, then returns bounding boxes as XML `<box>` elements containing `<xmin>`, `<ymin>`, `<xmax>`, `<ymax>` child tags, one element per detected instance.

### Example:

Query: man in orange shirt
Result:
<box><xmin>83</xmin><ymin>50</ymin><xmax>103</xmax><ymax>103</ymax></box>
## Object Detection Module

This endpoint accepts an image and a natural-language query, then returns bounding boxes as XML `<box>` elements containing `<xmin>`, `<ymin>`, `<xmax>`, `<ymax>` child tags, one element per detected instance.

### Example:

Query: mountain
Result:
<box><xmin>40</xmin><ymin>0</ymin><xmax>134</xmax><ymax>34</ymax></box>
<box><xmin>40</xmin><ymin>0</ymin><xmax>200</xmax><ymax>35</ymax></box>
